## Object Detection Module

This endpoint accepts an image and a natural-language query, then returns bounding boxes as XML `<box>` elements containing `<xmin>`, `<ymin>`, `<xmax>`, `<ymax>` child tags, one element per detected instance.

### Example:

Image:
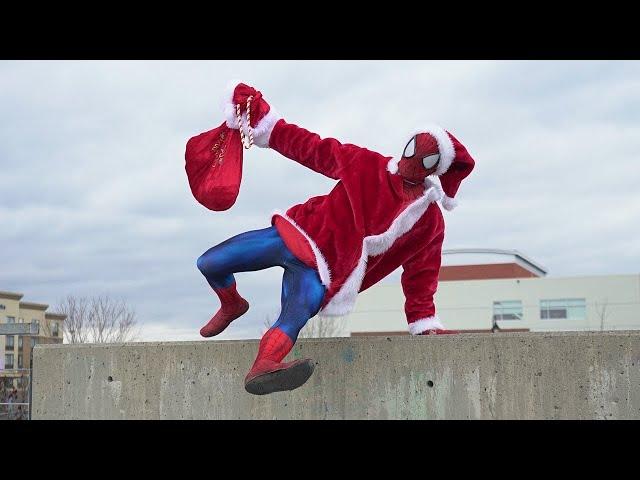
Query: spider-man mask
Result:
<box><xmin>397</xmin><ymin>133</ymin><xmax>441</xmax><ymax>183</ymax></box>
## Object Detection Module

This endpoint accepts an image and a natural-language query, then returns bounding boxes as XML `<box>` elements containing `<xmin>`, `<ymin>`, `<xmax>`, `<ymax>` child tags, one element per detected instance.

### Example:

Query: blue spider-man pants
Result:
<box><xmin>196</xmin><ymin>226</ymin><xmax>326</xmax><ymax>341</ymax></box>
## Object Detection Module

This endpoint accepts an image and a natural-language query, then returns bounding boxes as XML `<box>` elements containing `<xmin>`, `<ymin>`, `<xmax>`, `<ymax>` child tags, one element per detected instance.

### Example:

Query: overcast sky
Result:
<box><xmin>1</xmin><ymin>60</ymin><xmax>639</xmax><ymax>341</ymax></box>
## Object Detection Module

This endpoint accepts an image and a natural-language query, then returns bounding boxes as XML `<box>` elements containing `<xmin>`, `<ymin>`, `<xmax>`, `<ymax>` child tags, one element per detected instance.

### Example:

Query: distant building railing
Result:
<box><xmin>1</xmin><ymin>323</ymin><xmax>38</xmax><ymax>420</ymax></box>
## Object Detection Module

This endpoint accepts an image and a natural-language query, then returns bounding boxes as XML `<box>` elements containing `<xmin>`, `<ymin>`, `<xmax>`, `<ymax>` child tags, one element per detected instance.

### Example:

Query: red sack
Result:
<box><xmin>185</xmin><ymin>83</ymin><xmax>270</xmax><ymax>211</ymax></box>
<box><xmin>185</xmin><ymin>122</ymin><xmax>243</xmax><ymax>211</ymax></box>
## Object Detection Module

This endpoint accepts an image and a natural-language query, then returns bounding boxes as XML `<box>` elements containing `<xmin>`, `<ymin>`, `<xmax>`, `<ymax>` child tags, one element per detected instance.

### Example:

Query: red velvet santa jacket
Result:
<box><xmin>265</xmin><ymin>119</ymin><xmax>447</xmax><ymax>334</ymax></box>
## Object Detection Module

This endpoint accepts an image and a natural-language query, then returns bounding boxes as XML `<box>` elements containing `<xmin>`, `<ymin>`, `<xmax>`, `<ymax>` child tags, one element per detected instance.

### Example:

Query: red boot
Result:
<box><xmin>244</xmin><ymin>327</ymin><xmax>315</xmax><ymax>395</ymax></box>
<box><xmin>200</xmin><ymin>283</ymin><xmax>249</xmax><ymax>338</ymax></box>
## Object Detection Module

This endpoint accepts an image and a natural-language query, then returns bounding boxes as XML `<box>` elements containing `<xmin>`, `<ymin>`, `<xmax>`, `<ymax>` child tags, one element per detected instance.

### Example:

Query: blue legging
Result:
<box><xmin>196</xmin><ymin>226</ymin><xmax>326</xmax><ymax>341</ymax></box>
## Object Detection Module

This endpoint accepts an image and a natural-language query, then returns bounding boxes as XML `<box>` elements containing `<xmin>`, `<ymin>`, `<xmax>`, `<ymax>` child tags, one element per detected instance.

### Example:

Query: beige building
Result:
<box><xmin>343</xmin><ymin>250</ymin><xmax>640</xmax><ymax>335</ymax></box>
<box><xmin>0</xmin><ymin>291</ymin><xmax>65</xmax><ymax>390</ymax></box>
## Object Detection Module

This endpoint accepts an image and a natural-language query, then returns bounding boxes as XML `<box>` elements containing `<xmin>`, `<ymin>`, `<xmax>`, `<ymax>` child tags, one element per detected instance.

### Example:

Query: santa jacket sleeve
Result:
<box><xmin>268</xmin><ymin>119</ymin><xmax>373</xmax><ymax>180</ymax></box>
<box><xmin>401</xmin><ymin>229</ymin><xmax>446</xmax><ymax>335</ymax></box>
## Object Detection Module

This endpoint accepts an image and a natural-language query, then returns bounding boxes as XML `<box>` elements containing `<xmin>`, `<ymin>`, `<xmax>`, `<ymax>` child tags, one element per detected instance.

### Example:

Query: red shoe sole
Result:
<box><xmin>244</xmin><ymin>359</ymin><xmax>315</xmax><ymax>396</ymax></box>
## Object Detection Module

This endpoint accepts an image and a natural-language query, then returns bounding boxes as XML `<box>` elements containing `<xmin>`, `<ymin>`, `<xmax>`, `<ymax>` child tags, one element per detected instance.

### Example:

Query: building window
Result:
<box><xmin>6</xmin><ymin>316</ymin><xmax>15</xmax><ymax>323</ymax></box>
<box><xmin>18</xmin><ymin>337</ymin><xmax>23</xmax><ymax>351</ymax></box>
<box><xmin>52</xmin><ymin>322</ymin><xmax>59</xmax><ymax>337</ymax></box>
<box><xmin>4</xmin><ymin>354</ymin><xmax>14</xmax><ymax>369</ymax></box>
<box><xmin>17</xmin><ymin>354</ymin><xmax>23</xmax><ymax>369</ymax></box>
<box><xmin>0</xmin><ymin>304</ymin><xmax>5</xmax><ymax>310</ymax></box>
<box><xmin>493</xmin><ymin>300</ymin><xmax>523</xmax><ymax>321</ymax></box>
<box><xmin>540</xmin><ymin>299</ymin><xmax>586</xmax><ymax>320</ymax></box>
<box><xmin>5</xmin><ymin>336</ymin><xmax>14</xmax><ymax>350</ymax></box>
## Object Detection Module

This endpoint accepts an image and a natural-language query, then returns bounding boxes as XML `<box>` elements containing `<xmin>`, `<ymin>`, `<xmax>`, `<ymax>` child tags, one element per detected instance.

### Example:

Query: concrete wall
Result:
<box><xmin>32</xmin><ymin>331</ymin><xmax>640</xmax><ymax>420</ymax></box>
<box><xmin>347</xmin><ymin>274</ymin><xmax>640</xmax><ymax>334</ymax></box>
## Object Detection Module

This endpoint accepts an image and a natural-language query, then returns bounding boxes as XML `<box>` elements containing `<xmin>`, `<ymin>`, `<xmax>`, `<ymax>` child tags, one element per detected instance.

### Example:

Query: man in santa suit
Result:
<box><xmin>195</xmin><ymin>83</ymin><xmax>475</xmax><ymax>395</ymax></box>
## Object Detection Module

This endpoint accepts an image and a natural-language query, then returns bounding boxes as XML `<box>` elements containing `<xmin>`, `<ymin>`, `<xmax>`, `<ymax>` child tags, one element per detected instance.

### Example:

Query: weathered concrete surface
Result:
<box><xmin>32</xmin><ymin>332</ymin><xmax>640</xmax><ymax>419</ymax></box>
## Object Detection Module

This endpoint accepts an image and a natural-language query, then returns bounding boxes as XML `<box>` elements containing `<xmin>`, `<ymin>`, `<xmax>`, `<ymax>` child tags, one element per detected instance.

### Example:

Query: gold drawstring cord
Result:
<box><xmin>236</xmin><ymin>95</ymin><xmax>254</xmax><ymax>150</ymax></box>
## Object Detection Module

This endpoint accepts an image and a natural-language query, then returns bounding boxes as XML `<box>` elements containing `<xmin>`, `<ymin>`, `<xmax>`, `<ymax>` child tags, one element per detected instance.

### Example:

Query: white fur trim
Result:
<box><xmin>222</xmin><ymin>79</ymin><xmax>241</xmax><ymax>127</ymax></box>
<box><xmin>386</xmin><ymin>157</ymin><xmax>399</xmax><ymax>174</ymax></box>
<box><xmin>441</xmin><ymin>195</ymin><xmax>458</xmax><ymax>211</ymax></box>
<box><xmin>271</xmin><ymin>210</ymin><xmax>332</xmax><ymax>288</ymax></box>
<box><xmin>424</xmin><ymin>177</ymin><xmax>443</xmax><ymax>196</ymax></box>
<box><xmin>318</xmin><ymin>184</ymin><xmax>443</xmax><ymax>317</ymax></box>
<box><xmin>252</xmin><ymin>108</ymin><xmax>281</xmax><ymax>147</ymax></box>
<box><xmin>222</xmin><ymin>81</ymin><xmax>282</xmax><ymax>148</ymax></box>
<box><xmin>408</xmin><ymin>315</ymin><xmax>445</xmax><ymax>335</ymax></box>
<box><xmin>425</xmin><ymin>177</ymin><xmax>459</xmax><ymax>211</ymax></box>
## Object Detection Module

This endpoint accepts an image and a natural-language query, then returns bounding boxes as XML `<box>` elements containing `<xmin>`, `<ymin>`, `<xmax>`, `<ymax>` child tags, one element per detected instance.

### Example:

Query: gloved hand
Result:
<box><xmin>230</xmin><ymin>83</ymin><xmax>271</xmax><ymax>128</ymax></box>
<box><xmin>223</xmin><ymin>81</ymin><xmax>281</xmax><ymax>148</ymax></box>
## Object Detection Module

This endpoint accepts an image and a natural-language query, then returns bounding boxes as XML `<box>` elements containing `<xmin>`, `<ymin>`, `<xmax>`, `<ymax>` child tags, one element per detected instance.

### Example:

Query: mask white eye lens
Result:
<box><xmin>422</xmin><ymin>154</ymin><xmax>440</xmax><ymax>169</ymax></box>
<box><xmin>403</xmin><ymin>137</ymin><xmax>416</xmax><ymax>158</ymax></box>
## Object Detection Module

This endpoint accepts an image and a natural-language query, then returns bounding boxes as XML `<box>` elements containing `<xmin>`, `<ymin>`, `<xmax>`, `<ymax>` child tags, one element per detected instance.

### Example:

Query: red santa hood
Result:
<box><xmin>387</xmin><ymin>125</ymin><xmax>475</xmax><ymax>211</ymax></box>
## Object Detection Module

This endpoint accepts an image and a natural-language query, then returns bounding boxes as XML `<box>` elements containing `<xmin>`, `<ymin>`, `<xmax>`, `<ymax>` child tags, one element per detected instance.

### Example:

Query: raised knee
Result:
<box><xmin>196</xmin><ymin>253</ymin><xmax>210</xmax><ymax>274</ymax></box>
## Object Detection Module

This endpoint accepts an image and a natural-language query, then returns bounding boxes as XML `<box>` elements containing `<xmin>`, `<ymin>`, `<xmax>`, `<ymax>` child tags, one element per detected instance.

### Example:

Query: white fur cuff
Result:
<box><xmin>252</xmin><ymin>108</ymin><xmax>282</xmax><ymax>148</ymax></box>
<box><xmin>408</xmin><ymin>315</ymin><xmax>445</xmax><ymax>335</ymax></box>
